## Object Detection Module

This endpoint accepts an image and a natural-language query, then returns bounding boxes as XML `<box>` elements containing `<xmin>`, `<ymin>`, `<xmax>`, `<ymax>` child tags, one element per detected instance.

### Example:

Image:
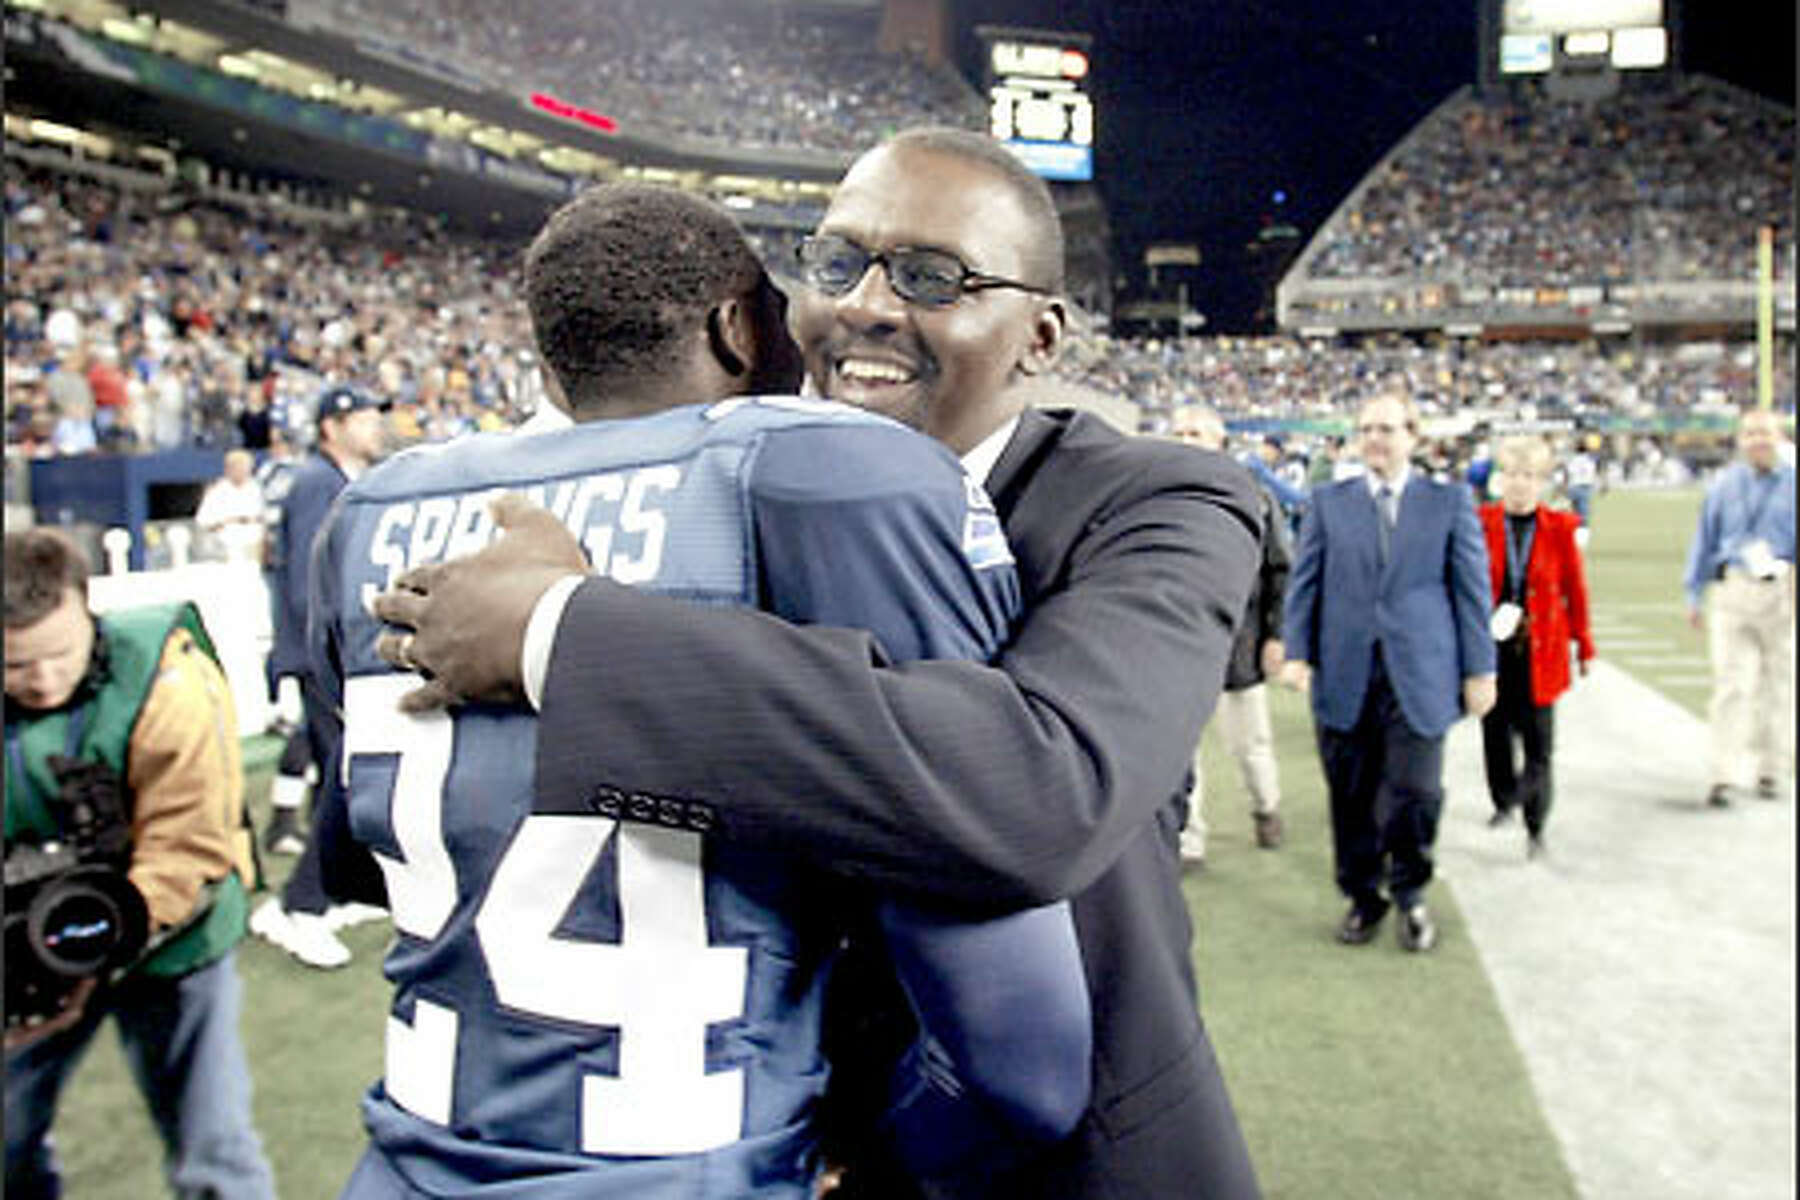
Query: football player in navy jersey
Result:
<box><xmin>314</xmin><ymin>185</ymin><xmax>1088</xmax><ymax>1197</ymax></box>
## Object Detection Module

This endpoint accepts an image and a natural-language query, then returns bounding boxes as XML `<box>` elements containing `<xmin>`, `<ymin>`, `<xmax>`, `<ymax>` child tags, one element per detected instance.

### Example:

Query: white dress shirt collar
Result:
<box><xmin>1365</xmin><ymin>463</ymin><xmax>1412</xmax><ymax>500</ymax></box>
<box><xmin>961</xmin><ymin>416</ymin><xmax>1021</xmax><ymax>486</ymax></box>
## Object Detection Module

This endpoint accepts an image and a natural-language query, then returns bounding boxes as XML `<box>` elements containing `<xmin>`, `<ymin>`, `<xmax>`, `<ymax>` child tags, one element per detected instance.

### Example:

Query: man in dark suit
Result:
<box><xmin>1282</xmin><ymin>386</ymin><xmax>1497</xmax><ymax>953</ymax></box>
<box><xmin>251</xmin><ymin>384</ymin><xmax>388</xmax><ymax>970</ymax></box>
<box><xmin>373</xmin><ymin>127</ymin><xmax>1264</xmax><ymax>1197</ymax></box>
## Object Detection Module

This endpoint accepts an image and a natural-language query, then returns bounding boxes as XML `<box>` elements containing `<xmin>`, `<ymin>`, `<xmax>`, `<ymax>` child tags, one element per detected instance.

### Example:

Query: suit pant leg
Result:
<box><xmin>1219</xmin><ymin>685</ymin><xmax>1280</xmax><ymax>816</ymax></box>
<box><xmin>281</xmin><ymin>674</ymin><xmax>340</xmax><ymax>914</ymax></box>
<box><xmin>1481</xmin><ymin>643</ymin><xmax>1530</xmax><ymax>814</ymax></box>
<box><xmin>1707</xmin><ymin>579</ymin><xmax>1763</xmax><ymax>790</ymax></box>
<box><xmin>1751</xmin><ymin>579</ymin><xmax>1796</xmax><ymax>782</ymax></box>
<box><xmin>1480</xmin><ymin>708</ymin><xmax>1518</xmax><ymax>815</ymax></box>
<box><xmin>1317</xmin><ymin>700</ymin><xmax>1386</xmax><ymax>912</ymax></box>
<box><xmin>1368</xmin><ymin>672</ymin><xmax>1445</xmax><ymax>911</ymax></box>
<box><xmin>1179</xmin><ymin>761</ymin><xmax>1207</xmax><ymax>857</ymax></box>
<box><xmin>1518</xmin><ymin>701</ymin><xmax>1556</xmax><ymax>837</ymax></box>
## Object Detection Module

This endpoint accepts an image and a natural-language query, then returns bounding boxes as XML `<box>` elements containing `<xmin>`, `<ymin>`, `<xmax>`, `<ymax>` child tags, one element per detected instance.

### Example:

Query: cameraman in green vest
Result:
<box><xmin>4</xmin><ymin>528</ymin><xmax>274</xmax><ymax>1198</ymax></box>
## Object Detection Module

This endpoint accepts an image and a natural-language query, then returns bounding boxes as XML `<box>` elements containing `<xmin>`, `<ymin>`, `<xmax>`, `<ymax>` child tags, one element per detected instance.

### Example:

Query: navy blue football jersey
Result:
<box><xmin>313</xmin><ymin>399</ymin><xmax>1056</xmax><ymax>1197</ymax></box>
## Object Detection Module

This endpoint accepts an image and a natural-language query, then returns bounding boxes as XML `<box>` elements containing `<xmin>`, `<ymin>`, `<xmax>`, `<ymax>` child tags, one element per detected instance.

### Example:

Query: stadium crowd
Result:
<box><xmin>4</xmin><ymin>158</ymin><xmax>541</xmax><ymax>459</ymax></box>
<box><xmin>1059</xmin><ymin>330</ymin><xmax>1794</xmax><ymax>428</ymax></box>
<box><xmin>8</xmin><ymin>153</ymin><xmax>1791</xmax><ymax>479</ymax></box>
<box><xmin>296</xmin><ymin>0</ymin><xmax>985</xmax><ymax>154</ymax></box>
<box><xmin>1305</xmin><ymin>75</ymin><xmax>1795</xmax><ymax>287</ymax></box>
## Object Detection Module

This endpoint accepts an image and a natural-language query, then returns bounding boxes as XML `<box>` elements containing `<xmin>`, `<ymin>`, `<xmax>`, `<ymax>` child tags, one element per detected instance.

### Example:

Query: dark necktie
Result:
<box><xmin>1376</xmin><ymin>484</ymin><xmax>1395</xmax><ymax>563</ymax></box>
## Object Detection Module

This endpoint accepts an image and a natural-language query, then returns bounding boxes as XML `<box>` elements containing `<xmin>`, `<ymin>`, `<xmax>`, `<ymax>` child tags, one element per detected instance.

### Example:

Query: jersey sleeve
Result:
<box><xmin>872</xmin><ymin>901</ymin><xmax>1091</xmax><ymax>1186</ymax></box>
<box><xmin>751</xmin><ymin>420</ymin><xmax>1087</xmax><ymax>1183</ymax></box>
<box><xmin>749</xmin><ymin>422</ymin><xmax>1017</xmax><ymax>663</ymax></box>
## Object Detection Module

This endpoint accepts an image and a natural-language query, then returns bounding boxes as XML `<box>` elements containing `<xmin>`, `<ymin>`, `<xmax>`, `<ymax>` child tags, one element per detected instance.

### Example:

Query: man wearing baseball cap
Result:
<box><xmin>251</xmin><ymin>384</ymin><xmax>388</xmax><ymax>968</ymax></box>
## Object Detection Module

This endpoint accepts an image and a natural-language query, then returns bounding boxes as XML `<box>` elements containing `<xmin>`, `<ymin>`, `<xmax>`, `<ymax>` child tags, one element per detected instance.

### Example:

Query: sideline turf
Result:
<box><xmin>1189</xmin><ymin>684</ymin><xmax>1578</xmax><ymax>1200</ymax></box>
<box><xmin>50</xmin><ymin>488</ymin><xmax>1700</xmax><ymax>1198</ymax></box>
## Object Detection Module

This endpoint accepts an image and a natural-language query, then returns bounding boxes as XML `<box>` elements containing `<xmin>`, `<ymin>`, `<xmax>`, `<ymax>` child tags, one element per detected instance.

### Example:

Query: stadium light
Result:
<box><xmin>27</xmin><ymin>119</ymin><xmax>83</xmax><ymax>145</ymax></box>
<box><xmin>216</xmin><ymin>54</ymin><xmax>258</xmax><ymax>80</ymax></box>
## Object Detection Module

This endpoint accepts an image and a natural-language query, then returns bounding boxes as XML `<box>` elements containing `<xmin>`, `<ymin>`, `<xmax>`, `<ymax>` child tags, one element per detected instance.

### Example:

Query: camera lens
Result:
<box><xmin>27</xmin><ymin>868</ymin><xmax>148</xmax><ymax>978</ymax></box>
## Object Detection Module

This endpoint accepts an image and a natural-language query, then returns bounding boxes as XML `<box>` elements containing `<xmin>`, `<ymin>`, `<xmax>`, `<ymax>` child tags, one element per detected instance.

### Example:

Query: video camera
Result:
<box><xmin>4</xmin><ymin>756</ymin><xmax>147</xmax><ymax>1031</ymax></box>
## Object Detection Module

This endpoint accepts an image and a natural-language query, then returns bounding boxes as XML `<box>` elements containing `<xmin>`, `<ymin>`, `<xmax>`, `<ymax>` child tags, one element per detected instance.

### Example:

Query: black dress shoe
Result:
<box><xmin>1487</xmin><ymin>808</ymin><xmax>1515</xmax><ymax>828</ymax></box>
<box><xmin>1397</xmin><ymin>904</ymin><xmax>1438</xmax><ymax>953</ymax></box>
<box><xmin>1527</xmin><ymin>834</ymin><xmax>1547</xmax><ymax>860</ymax></box>
<box><xmin>1337</xmin><ymin>903</ymin><xmax>1387</xmax><ymax>945</ymax></box>
<box><xmin>1757</xmin><ymin>776</ymin><xmax>1778</xmax><ymax>800</ymax></box>
<box><xmin>1707</xmin><ymin>784</ymin><xmax>1731</xmax><ymax>808</ymax></box>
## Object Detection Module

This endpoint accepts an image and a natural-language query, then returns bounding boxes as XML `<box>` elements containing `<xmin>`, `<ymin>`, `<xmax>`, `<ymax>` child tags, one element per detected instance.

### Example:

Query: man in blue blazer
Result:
<box><xmin>1283</xmin><ymin>388</ymin><xmax>1496</xmax><ymax>952</ymax></box>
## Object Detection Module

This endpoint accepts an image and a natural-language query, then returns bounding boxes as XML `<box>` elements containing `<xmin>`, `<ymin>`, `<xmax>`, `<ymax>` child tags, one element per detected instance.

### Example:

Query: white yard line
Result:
<box><xmin>1440</xmin><ymin>660</ymin><xmax>1796</xmax><ymax>1200</ymax></box>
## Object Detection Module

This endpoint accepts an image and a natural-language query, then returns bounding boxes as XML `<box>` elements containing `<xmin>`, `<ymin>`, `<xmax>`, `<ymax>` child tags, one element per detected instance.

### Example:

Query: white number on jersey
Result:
<box><xmin>343</xmin><ymin>675</ymin><xmax>750</xmax><ymax>1153</ymax></box>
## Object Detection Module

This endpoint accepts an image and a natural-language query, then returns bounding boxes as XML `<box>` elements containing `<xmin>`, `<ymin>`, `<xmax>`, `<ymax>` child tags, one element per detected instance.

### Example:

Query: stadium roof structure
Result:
<box><xmin>3</xmin><ymin>0</ymin><xmax>870</xmax><ymax>236</ymax></box>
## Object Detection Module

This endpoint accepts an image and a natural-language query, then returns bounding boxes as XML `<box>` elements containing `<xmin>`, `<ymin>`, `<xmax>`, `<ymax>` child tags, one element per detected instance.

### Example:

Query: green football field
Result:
<box><xmin>49</xmin><ymin>486</ymin><xmax>1705</xmax><ymax>1199</ymax></box>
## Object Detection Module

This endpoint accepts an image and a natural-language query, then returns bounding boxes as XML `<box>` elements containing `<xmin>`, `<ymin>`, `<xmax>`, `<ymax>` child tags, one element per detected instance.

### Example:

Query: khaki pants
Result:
<box><xmin>1706</xmin><ymin>571</ymin><xmax>1796</xmax><ymax>789</ymax></box>
<box><xmin>1182</xmin><ymin>684</ymin><xmax>1282</xmax><ymax>856</ymax></box>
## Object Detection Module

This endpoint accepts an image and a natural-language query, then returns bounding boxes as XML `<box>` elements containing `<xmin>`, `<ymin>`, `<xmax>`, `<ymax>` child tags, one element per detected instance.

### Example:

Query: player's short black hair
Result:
<box><xmin>5</xmin><ymin>529</ymin><xmax>90</xmax><ymax>628</ymax></box>
<box><xmin>882</xmin><ymin>127</ymin><xmax>1066</xmax><ymax>293</ymax></box>
<box><xmin>524</xmin><ymin>183</ymin><xmax>764</xmax><ymax>409</ymax></box>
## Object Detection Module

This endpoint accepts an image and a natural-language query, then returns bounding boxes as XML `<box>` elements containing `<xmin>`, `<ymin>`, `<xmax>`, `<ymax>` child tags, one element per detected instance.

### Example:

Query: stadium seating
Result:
<box><xmin>1279</xmin><ymin>75</ymin><xmax>1795</xmax><ymax>332</ymax></box>
<box><xmin>291</xmin><ymin>0</ymin><xmax>985</xmax><ymax>154</ymax></box>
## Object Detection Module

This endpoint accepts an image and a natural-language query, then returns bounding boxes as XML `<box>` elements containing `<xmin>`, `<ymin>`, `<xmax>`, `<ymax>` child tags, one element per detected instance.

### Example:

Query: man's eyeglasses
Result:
<box><xmin>796</xmin><ymin>234</ymin><xmax>1050</xmax><ymax>309</ymax></box>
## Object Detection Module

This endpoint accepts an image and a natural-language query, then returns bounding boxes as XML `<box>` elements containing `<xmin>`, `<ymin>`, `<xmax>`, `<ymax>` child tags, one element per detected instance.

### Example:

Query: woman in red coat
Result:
<box><xmin>1479</xmin><ymin>436</ymin><xmax>1597</xmax><ymax>856</ymax></box>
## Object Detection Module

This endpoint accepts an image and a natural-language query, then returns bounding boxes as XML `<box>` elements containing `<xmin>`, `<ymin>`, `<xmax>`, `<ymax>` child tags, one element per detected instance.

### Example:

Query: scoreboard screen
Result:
<box><xmin>1501</xmin><ymin>0</ymin><xmax>1660</xmax><ymax>35</ymax></box>
<box><xmin>983</xmin><ymin>32</ymin><xmax>1094</xmax><ymax>183</ymax></box>
<box><xmin>1499</xmin><ymin>0</ymin><xmax>1667</xmax><ymax>72</ymax></box>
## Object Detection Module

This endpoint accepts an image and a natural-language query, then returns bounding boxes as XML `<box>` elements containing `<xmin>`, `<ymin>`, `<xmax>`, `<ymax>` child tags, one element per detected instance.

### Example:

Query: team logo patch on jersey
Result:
<box><xmin>960</xmin><ymin>477</ymin><xmax>1012</xmax><ymax>569</ymax></box>
<box><xmin>963</xmin><ymin>510</ymin><xmax>1013</xmax><ymax>571</ymax></box>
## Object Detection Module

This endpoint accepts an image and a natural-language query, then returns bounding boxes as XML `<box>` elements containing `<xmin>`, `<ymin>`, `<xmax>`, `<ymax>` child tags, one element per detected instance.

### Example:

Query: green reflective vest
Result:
<box><xmin>5</xmin><ymin>602</ymin><xmax>247</xmax><ymax>977</ymax></box>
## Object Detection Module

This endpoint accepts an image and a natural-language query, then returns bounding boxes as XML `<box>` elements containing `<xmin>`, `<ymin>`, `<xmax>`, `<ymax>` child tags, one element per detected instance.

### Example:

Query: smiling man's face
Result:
<box><xmin>791</xmin><ymin>142</ymin><xmax>1064</xmax><ymax>455</ymax></box>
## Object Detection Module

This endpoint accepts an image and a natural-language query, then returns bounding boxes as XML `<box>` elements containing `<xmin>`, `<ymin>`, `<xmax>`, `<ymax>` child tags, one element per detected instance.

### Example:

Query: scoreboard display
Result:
<box><xmin>1498</xmin><ymin>0</ymin><xmax>1668</xmax><ymax>74</ymax></box>
<box><xmin>981</xmin><ymin>31</ymin><xmax>1094</xmax><ymax>183</ymax></box>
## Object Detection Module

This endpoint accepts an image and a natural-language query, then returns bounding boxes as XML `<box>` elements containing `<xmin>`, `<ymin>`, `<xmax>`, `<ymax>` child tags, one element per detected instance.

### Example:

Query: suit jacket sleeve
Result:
<box><xmin>1558</xmin><ymin>512</ymin><xmax>1596</xmax><ymax>664</ymax></box>
<box><xmin>1449</xmin><ymin>486</ymin><xmax>1498</xmax><ymax>681</ymax></box>
<box><xmin>271</xmin><ymin>459</ymin><xmax>340</xmax><ymax>677</ymax></box>
<box><xmin>1257</xmin><ymin>488</ymin><xmax>1292</xmax><ymax>646</ymax></box>
<box><xmin>535</xmin><ymin>435</ymin><xmax>1260</xmax><ymax>910</ymax></box>
<box><xmin>1281</xmin><ymin>493</ymin><xmax>1325</xmax><ymax>663</ymax></box>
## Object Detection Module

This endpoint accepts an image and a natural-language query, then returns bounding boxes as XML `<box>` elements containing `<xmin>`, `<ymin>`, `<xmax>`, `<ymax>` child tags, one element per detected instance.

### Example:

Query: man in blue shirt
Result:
<box><xmin>1683</xmin><ymin>408</ymin><xmax>1795</xmax><ymax>807</ymax></box>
